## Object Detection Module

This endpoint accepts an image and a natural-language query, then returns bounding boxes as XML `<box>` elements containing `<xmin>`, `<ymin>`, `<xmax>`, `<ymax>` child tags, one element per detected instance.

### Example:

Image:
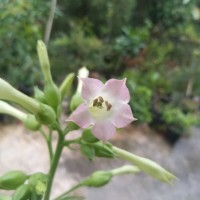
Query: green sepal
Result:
<box><xmin>30</xmin><ymin>192</ymin><xmax>43</xmax><ymax>200</ymax></box>
<box><xmin>65</xmin><ymin>122</ymin><xmax>80</xmax><ymax>133</ymax></box>
<box><xmin>12</xmin><ymin>184</ymin><xmax>31</xmax><ymax>200</ymax></box>
<box><xmin>82</xmin><ymin>129</ymin><xmax>99</xmax><ymax>143</ymax></box>
<box><xmin>80</xmin><ymin>144</ymin><xmax>95</xmax><ymax>161</ymax></box>
<box><xmin>36</xmin><ymin>104</ymin><xmax>56</xmax><ymax>125</ymax></box>
<box><xmin>29</xmin><ymin>172</ymin><xmax>48</xmax><ymax>196</ymax></box>
<box><xmin>93</xmin><ymin>142</ymin><xmax>115</xmax><ymax>158</ymax></box>
<box><xmin>0</xmin><ymin>171</ymin><xmax>27</xmax><ymax>190</ymax></box>
<box><xmin>44</xmin><ymin>83</ymin><xmax>61</xmax><ymax>112</ymax></box>
<box><xmin>82</xmin><ymin>171</ymin><xmax>113</xmax><ymax>187</ymax></box>
<box><xmin>34</xmin><ymin>87</ymin><xmax>46</xmax><ymax>103</ymax></box>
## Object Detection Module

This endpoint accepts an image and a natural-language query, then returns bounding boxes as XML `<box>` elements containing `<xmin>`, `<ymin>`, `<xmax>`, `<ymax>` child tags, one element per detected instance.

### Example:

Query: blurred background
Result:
<box><xmin>1</xmin><ymin>0</ymin><xmax>200</xmax><ymax>199</ymax></box>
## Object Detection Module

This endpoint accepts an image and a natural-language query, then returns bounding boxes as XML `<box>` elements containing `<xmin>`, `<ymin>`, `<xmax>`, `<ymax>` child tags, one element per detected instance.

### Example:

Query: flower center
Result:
<box><xmin>89</xmin><ymin>96</ymin><xmax>112</xmax><ymax>120</ymax></box>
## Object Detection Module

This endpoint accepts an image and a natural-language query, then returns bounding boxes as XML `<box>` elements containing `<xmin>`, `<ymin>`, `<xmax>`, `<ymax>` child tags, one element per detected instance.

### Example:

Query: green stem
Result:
<box><xmin>40</xmin><ymin>129</ymin><xmax>53</xmax><ymax>161</ymax></box>
<box><xmin>63</xmin><ymin>137</ymin><xmax>82</xmax><ymax>146</ymax></box>
<box><xmin>55</xmin><ymin>183</ymin><xmax>83</xmax><ymax>200</ymax></box>
<box><xmin>48</xmin><ymin>129</ymin><xmax>54</xmax><ymax>160</ymax></box>
<box><xmin>44</xmin><ymin>131</ymin><xmax>64</xmax><ymax>200</ymax></box>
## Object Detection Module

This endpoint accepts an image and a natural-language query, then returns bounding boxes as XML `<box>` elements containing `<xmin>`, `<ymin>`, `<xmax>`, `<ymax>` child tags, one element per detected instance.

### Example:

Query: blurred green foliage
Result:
<box><xmin>0</xmin><ymin>0</ymin><xmax>48</xmax><ymax>92</ymax></box>
<box><xmin>1</xmin><ymin>0</ymin><xmax>200</xmax><ymax>137</ymax></box>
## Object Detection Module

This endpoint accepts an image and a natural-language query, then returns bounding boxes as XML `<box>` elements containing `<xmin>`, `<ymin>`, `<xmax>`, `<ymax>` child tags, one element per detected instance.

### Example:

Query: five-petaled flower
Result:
<box><xmin>66</xmin><ymin>78</ymin><xmax>136</xmax><ymax>141</ymax></box>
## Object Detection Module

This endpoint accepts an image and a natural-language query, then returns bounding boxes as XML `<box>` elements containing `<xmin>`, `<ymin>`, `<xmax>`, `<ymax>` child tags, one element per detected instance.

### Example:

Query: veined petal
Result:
<box><xmin>66</xmin><ymin>103</ymin><xmax>94</xmax><ymax>128</ymax></box>
<box><xmin>102</xmin><ymin>79</ymin><xmax>130</xmax><ymax>103</ymax></box>
<box><xmin>92</xmin><ymin>121</ymin><xmax>116</xmax><ymax>141</ymax></box>
<box><xmin>80</xmin><ymin>77</ymin><xmax>104</xmax><ymax>102</ymax></box>
<box><xmin>111</xmin><ymin>104</ymin><xmax>136</xmax><ymax>128</ymax></box>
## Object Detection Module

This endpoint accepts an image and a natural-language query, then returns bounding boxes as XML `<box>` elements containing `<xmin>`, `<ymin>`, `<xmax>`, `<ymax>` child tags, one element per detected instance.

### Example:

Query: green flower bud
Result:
<box><xmin>82</xmin><ymin>129</ymin><xmax>99</xmax><ymax>143</ymax></box>
<box><xmin>113</xmin><ymin>146</ymin><xmax>176</xmax><ymax>184</ymax></box>
<box><xmin>59</xmin><ymin>73</ymin><xmax>75</xmax><ymax>99</ymax></box>
<box><xmin>0</xmin><ymin>78</ymin><xmax>40</xmax><ymax>114</ymax></box>
<box><xmin>12</xmin><ymin>184</ymin><xmax>31</xmax><ymax>200</ymax></box>
<box><xmin>36</xmin><ymin>104</ymin><xmax>56</xmax><ymax>125</ymax></box>
<box><xmin>0</xmin><ymin>171</ymin><xmax>27</xmax><ymax>190</ymax></box>
<box><xmin>37</xmin><ymin>40</ymin><xmax>52</xmax><ymax>84</ymax></box>
<box><xmin>82</xmin><ymin>171</ymin><xmax>113</xmax><ymax>187</ymax></box>
<box><xmin>24</xmin><ymin>115</ymin><xmax>40</xmax><ymax>131</ymax></box>
<box><xmin>44</xmin><ymin>82</ymin><xmax>61</xmax><ymax>111</ymax></box>
<box><xmin>70</xmin><ymin>93</ymin><xmax>83</xmax><ymax>111</ymax></box>
<box><xmin>34</xmin><ymin>87</ymin><xmax>46</xmax><ymax>103</ymax></box>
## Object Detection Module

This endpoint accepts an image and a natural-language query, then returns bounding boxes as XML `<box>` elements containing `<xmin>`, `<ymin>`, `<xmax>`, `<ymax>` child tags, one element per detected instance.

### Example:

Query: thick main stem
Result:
<box><xmin>44</xmin><ymin>132</ymin><xmax>64</xmax><ymax>200</ymax></box>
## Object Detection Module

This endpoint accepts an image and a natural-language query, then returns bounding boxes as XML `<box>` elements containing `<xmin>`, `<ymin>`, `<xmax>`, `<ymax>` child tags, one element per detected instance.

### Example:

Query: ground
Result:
<box><xmin>0</xmin><ymin>123</ymin><xmax>200</xmax><ymax>200</ymax></box>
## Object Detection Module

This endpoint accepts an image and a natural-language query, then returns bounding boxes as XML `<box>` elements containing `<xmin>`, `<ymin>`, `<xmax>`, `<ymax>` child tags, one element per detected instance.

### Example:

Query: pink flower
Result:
<box><xmin>67</xmin><ymin>78</ymin><xmax>136</xmax><ymax>141</ymax></box>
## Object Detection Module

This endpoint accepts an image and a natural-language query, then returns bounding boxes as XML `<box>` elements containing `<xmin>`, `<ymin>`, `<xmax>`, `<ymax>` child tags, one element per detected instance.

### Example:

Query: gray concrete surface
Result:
<box><xmin>0</xmin><ymin>123</ymin><xmax>199</xmax><ymax>200</ymax></box>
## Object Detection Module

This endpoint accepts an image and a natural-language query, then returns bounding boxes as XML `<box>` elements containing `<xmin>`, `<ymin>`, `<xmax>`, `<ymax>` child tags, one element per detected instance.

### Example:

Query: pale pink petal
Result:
<box><xmin>66</xmin><ymin>103</ymin><xmax>94</xmax><ymax>128</ymax></box>
<box><xmin>111</xmin><ymin>104</ymin><xmax>136</xmax><ymax>128</ymax></box>
<box><xmin>92</xmin><ymin>121</ymin><xmax>116</xmax><ymax>141</ymax></box>
<box><xmin>80</xmin><ymin>77</ymin><xmax>104</xmax><ymax>102</ymax></box>
<box><xmin>102</xmin><ymin>79</ymin><xmax>130</xmax><ymax>103</ymax></box>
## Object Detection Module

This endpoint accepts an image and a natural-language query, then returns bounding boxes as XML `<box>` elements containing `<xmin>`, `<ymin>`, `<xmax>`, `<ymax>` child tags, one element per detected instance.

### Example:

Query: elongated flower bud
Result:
<box><xmin>37</xmin><ymin>40</ymin><xmax>61</xmax><ymax>111</ymax></box>
<box><xmin>0</xmin><ymin>78</ymin><xmax>56</xmax><ymax>125</ymax></box>
<box><xmin>113</xmin><ymin>146</ymin><xmax>176</xmax><ymax>184</ymax></box>
<box><xmin>70</xmin><ymin>67</ymin><xmax>89</xmax><ymax>111</ymax></box>
<box><xmin>0</xmin><ymin>100</ymin><xmax>27</xmax><ymax>121</ymax></box>
<box><xmin>37</xmin><ymin>40</ymin><xmax>52</xmax><ymax>84</ymax></box>
<box><xmin>59</xmin><ymin>73</ymin><xmax>75</xmax><ymax>99</ymax></box>
<box><xmin>0</xmin><ymin>101</ymin><xmax>40</xmax><ymax>130</ymax></box>
<box><xmin>0</xmin><ymin>78</ymin><xmax>40</xmax><ymax>114</ymax></box>
<box><xmin>77</xmin><ymin>67</ymin><xmax>89</xmax><ymax>93</ymax></box>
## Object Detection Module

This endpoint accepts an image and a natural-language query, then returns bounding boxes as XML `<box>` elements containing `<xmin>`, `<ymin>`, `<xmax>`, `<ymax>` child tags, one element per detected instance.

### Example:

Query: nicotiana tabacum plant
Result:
<box><xmin>0</xmin><ymin>41</ymin><xmax>176</xmax><ymax>200</ymax></box>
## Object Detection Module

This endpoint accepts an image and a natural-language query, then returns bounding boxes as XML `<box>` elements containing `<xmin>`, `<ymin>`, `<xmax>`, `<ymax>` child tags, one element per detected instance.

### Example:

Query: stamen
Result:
<box><xmin>98</xmin><ymin>96</ymin><xmax>104</xmax><ymax>103</ymax></box>
<box><xmin>107</xmin><ymin>103</ymin><xmax>112</xmax><ymax>111</ymax></box>
<box><xmin>105</xmin><ymin>101</ymin><xmax>112</xmax><ymax>111</ymax></box>
<box><xmin>93</xmin><ymin>99</ymin><xmax>98</xmax><ymax>107</ymax></box>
